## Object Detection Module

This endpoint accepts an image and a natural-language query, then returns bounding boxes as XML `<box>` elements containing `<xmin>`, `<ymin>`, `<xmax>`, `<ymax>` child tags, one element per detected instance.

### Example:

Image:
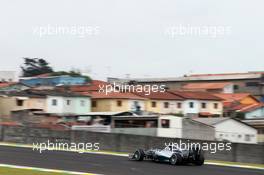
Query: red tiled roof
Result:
<box><xmin>67</xmin><ymin>80</ymin><xmax>110</xmax><ymax>92</ymax></box>
<box><xmin>169</xmin><ymin>90</ymin><xmax>222</xmax><ymax>101</ymax></box>
<box><xmin>89</xmin><ymin>92</ymin><xmax>146</xmax><ymax>100</ymax></box>
<box><xmin>133</xmin><ymin>91</ymin><xmax>183</xmax><ymax>100</ymax></box>
<box><xmin>183</xmin><ymin>82</ymin><xmax>232</xmax><ymax>90</ymax></box>
<box><xmin>0</xmin><ymin>122</ymin><xmax>21</xmax><ymax>126</ymax></box>
<box><xmin>0</xmin><ymin>82</ymin><xmax>16</xmax><ymax>88</ymax></box>
<box><xmin>199</xmin><ymin>112</ymin><xmax>213</xmax><ymax>116</ymax></box>
<box><xmin>236</xmin><ymin>103</ymin><xmax>264</xmax><ymax>113</ymax></box>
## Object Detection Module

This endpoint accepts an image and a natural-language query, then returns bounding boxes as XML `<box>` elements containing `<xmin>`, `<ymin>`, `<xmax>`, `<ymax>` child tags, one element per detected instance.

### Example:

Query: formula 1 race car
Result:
<box><xmin>129</xmin><ymin>145</ymin><xmax>204</xmax><ymax>166</ymax></box>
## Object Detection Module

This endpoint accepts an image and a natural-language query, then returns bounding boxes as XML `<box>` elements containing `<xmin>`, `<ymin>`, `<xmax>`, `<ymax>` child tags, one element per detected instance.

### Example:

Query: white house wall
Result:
<box><xmin>46</xmin><ymin>96</ymin><xmax>64</xmax><ymax>114</ymax></box>
<box><xmin>182</xmin><ymin>100</ymin><xmax>199</xmax><ymax>115</ymax></box>
<box><xmin>46</xmin><ymin>96</ymin><xmax>91</xmax><ymax>114</ymax></box>
<box><xmin>223</xmin><ymin>84</ymin><xmax>234</xmax><ymax>93</ymax></box>
<box><xmin>215</xmin><ymin>119</ymin><xmax>257</xmax><ymax>144</ymax></box>
<box><xmin>245</xmin><ymin>108</ymin><xmax>264</xmax><ymax>119</ymax></box>
<box><xmin>157</xmin><ymin>116</ymin><xmax>182</xmax><ymax>138</ymax></box>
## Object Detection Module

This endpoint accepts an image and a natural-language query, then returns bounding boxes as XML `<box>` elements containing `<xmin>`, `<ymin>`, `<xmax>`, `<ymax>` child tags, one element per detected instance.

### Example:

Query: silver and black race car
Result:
<box><xmin>129</xmin><ymin>145</ymin><xmax>204</xmax><ymax>166</ymax></box>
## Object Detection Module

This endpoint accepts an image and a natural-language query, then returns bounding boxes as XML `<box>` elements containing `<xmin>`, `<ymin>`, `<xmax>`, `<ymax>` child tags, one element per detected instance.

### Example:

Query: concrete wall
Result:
<box><xmin>182</xmin><ymin>118</ymin><xmax>215</xmax><ymax>141</ymax></box>
<box><xmin>112</xmin><ymin>128</ymin><xmax>157</xmax><ymax>136</ymax></box>
<box><xmin>0</xmin><ymin>126</ymin><xmax>263</xmax><ymax>164</ymax></box>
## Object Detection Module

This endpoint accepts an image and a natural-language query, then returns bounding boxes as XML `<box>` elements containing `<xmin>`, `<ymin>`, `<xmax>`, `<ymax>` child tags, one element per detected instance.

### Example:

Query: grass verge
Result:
<box><xmin>0</xmin><ymin>167</ymin><xmax>71</xmax><ymax>175</ymax></box>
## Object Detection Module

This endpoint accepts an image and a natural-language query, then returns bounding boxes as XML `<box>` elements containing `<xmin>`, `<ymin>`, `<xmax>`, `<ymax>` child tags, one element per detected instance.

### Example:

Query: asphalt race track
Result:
<box><xmin>0</xmin><ymin>146</ymin><xmax>263</xmax><ymax>175</ymax></box>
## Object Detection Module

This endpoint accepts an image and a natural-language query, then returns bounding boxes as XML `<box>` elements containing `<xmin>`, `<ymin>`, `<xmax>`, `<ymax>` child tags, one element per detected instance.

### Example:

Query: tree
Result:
<box><xmin>21</xmin><ymin>58</ymin><xmax>54</xmax><ymax>77</ymax></box>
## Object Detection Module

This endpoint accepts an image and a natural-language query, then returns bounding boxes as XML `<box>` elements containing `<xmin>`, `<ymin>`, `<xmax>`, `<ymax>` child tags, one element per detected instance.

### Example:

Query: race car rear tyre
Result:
<box><xmin>169</xmin><ymin>154</ymin><xmax>178</xmax><ymax>165</ymax></box>
<box><xmin>134</xmin><ymin>149</ymin><xmax>144</xmax><ymax>161</ymax></box>
<box><xmin>175</xmin><ymin>154</ymin><xmax>183</xmax><ymax>165</ymax></box>
<box><xmin>194</xmin><ymin>151</ymin><xmax>205</xmax><ymax>166</ymax></box>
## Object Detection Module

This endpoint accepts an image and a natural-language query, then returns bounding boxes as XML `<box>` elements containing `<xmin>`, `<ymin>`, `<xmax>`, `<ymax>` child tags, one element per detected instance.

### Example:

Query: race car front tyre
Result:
<box><xmin>134</xmin><ymin>149</ymin><xmax>144</xmax><ymax>161</ymax></box>
<box><xmin>169</xmin><ymin>154</ymin><xmax>178</xmax><ymax>165</ymax></box>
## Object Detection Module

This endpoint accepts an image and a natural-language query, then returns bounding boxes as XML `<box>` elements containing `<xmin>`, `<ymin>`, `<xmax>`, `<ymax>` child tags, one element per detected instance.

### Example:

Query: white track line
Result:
<box><xmin>0</xmin><ymin>164</ymin><xmax>102</xmax><ymax>175</ymax></box>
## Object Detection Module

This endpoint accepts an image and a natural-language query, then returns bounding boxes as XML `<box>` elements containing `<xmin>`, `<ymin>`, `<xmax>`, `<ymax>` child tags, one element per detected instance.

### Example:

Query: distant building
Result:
<box><xmin>20</xmin><ymin>75</ymin><xmax>86</xmax><ymax>87</ymax></box>
<box><xmin>133</xmin><ymin>91</ymin><xmax>184</xmax><ymax>114</ymax></box>
<box><xmin>169</xmin><ymin>91</ymin><xmax>223</xmax><ymax>117</ymax></box>
<box><xmin>0</xmin><ymin>90</ymin><xmax>91</xmax><ymax>116</ymax></box>
<box><xmin>236</xmin><ymin>104</ymin><xmax>264</xmax><ymax>119</ymax></box>
<box><xmin>88</xmin><ymin>92</ymin><xmax>146</xmax><ymax>113</ymax></box>
<box><xmin>0</xmin><ymin>71</ymin><xmax>17</xmax><ymax>82</ymax></box>
<box><xmin>193</xmin><ymin>117</ymin><xmax>257</xmax><ymax>144</ymax></box>
<box><xmin>108</xmin><ymin>71</ymin><xmax>264</xmax><ymax>101</ymax></box>
<box><xmin>242</xmin><ymin>119</ymin><xmax>264</xmax><ymax>143</ymax></box>
<box><xmin>213</xmin><ymin>93</ymin><xmax>260</xmax><ymax>117</ymax></box>
<box><xmin>111</xmin><ymin>115</ymin><xmax>215</xmax><ymax>140</ymax></box>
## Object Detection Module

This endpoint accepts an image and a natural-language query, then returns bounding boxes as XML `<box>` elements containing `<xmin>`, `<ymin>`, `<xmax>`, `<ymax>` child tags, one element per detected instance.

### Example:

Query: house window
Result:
<box><xmin>80</xmin><ymin>100</ymin><xmax>86</xmax><ymax>107</ymax></box>
<box><xmin>164</xmin><ymin>102</ymin><xmax>169</xmax><ymax>108</ymax></box>
<box><xmin>117</xmin><ymin>100</ymin><xmax>122</xmax><ymax>107</ymax></box>
<box><xmin>189</xmin><ymin>102</ymin><xmax>194</xmax><ymax>108</ymax></box>
<box><xmin>177</xmin><ymin>103</ymin><xmax>182</xmax><ymax>108</ymax></box>
<box><xmin>151</xmin><ymin>101</ymin><xmax>157</xmax><ymax>108</ymax></box>
<box><xmin>214</xmin><ymin>103</ymin><xmax>219</xmax><ymax>109</ymax></box>
<box><xmin>201</xmin><ymin>102</ymin><xmax>206</xmax><ymax>109</ymax></box>
<box><xmin>52</xmin><ymin>99</ymin><xmax>57</xmax><ymax>106</ymax></box>
<box><xmin>16</xmin><ymin>99</ymin><xmax>24</xmax><ymax>106</ymax></box>
<box><xmin>234</xmin><ymin>85</ymin><xmax>239</xmax><ymax>90</ymax></box>
<box><xmin>245</xmin><ymin>134</ymin><xmax>251</xmax><ymax>141</ymax></box>
<box><xmin>66</xmin><ymin>100</ymin><xmax>71</xmax><ymax>105</ymax></box>
<box><xmin>92</xmin><ymin>100</ymin><xmax>97</xmax><ymax>107</ymax></box>
<box><xmin>161</xmin><ymin>119</ymin><xmax>170</xmax><ymax>128</ymax></box>
<box><xmin>246</xmin><ymin>82</ymin><xmax>259</xmax><ymax>87</ymax></box>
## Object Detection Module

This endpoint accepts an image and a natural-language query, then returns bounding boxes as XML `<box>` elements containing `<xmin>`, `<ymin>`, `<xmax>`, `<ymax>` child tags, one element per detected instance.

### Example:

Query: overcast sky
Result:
<box><xmin>0</xmin><ymin>0</ymin><xmax>264</xmax><ymax>80</ymax></box>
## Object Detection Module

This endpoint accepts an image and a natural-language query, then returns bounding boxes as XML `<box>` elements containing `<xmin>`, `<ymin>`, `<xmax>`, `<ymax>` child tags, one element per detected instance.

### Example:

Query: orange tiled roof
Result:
<box><xmin>169</xmin><ymin>90</ymin><xmax>222</xmax><ymax>101</ymax></box>
<box><xmin>182</xmin><ymin>82</ymin><xmax>232</xmax><ymax>90</ymax></box>
<box><xmin>213</xmin><ymin>93</ymin><xmax>254</xmax><ymax>102</ymax></box>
